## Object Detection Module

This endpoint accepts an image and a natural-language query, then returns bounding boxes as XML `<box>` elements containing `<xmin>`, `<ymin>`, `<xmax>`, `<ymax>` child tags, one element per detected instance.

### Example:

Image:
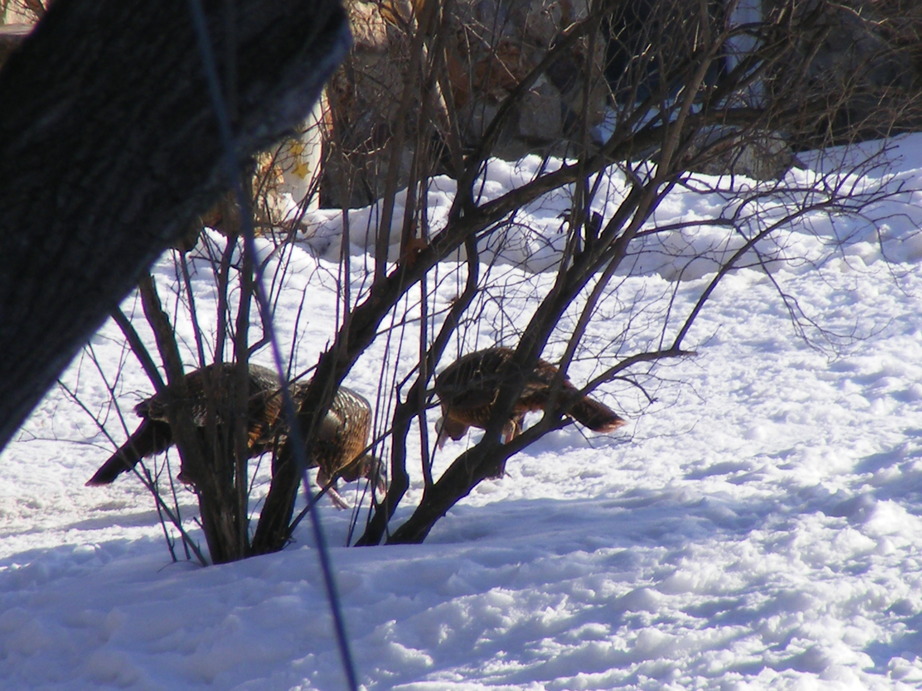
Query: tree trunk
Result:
<box><xmin>385</xmin><ymin>441</ymin><xmax>509</xmax><ymax>545</ymax></box>
<box><xmin>0</xmin><ymin>0</ymin><xmax>349</xmax><ymax>450</ymax></box>
<box><xmin>250</xmin><ymin>444</ymin><xmax>301</xmax><ymax>555</ymax></box>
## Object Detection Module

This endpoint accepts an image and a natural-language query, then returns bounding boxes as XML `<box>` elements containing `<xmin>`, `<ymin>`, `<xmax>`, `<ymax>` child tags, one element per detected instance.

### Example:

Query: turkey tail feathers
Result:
<box><xmin>85</xmin><ymin>452</ymin><xmax>133</xmax><ymax>486</ymax></box>
<box><xmin>568</xmin><ymin>395</ymin><xmax>627</xmax><ymax>433</ymax></box>
<box><xmin>85</xmin><ymin>419</ymin><xmax>173</xmax><ymax>486</ymax></box>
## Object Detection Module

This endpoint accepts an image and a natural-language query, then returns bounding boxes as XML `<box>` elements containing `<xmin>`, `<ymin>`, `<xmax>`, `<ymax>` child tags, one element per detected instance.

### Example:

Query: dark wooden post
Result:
<box><xmin>0</xmin><ymin>0</ymin><xmax>349</xmax><ymax>450</ymax></box>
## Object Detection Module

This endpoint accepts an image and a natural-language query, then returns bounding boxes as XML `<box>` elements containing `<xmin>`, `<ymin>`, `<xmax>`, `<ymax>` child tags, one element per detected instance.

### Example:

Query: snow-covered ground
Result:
<box><xmin>3</xmin><ymin>135</ymin><xmax>922</xmax><ymax>690</ymax></box>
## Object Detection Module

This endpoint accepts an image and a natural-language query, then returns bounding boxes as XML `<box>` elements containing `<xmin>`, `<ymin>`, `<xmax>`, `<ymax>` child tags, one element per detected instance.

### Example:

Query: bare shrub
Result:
<box><xmin>71</xmin><ymin>0</ymin><xmax>922</xmax><ymax>558</ymax></box>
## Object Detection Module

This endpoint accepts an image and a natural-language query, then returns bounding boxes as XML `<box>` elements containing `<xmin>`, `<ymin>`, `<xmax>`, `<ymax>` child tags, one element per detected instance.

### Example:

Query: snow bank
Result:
<box><xmin>3</xmin><ymin>136</ymin><xmax>922</xmax><ymax>689</ymax></box>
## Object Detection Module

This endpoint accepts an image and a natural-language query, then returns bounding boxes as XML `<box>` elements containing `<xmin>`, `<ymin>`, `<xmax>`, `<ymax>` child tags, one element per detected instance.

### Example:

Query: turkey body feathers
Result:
<box><xmin>86</xmin><ymin>364</ymin><xmax>382</xmax><ymax>499</ymax></box>
<box><xmin>86</xmin><ymin>363</ymin><xmax>284</xmax><ymax>486</ymax></box>
<box><xmin>288</xmin><ymin>382</ymin><xmax>382</xmax><ymax>491</ymax></box>
<box><xmin>435</xmin><ymin>346</ymin><xmax>626</xmax><ymax>446</ymax></box>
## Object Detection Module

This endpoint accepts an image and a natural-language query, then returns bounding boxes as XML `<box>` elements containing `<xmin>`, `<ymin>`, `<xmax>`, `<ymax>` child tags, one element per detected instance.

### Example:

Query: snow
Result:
<box><xmin>4</xmin><ymin>134</ymin><xmax>922</xmax><ymax>689</ymax></box>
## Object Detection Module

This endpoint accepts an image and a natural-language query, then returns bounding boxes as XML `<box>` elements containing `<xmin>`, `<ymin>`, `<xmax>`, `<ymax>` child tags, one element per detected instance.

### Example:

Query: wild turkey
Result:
<box><xmin>86</xmin><ymin>363</ymin><xmax>285</xmax><ymax>486</ymax></box>
<box><xmin>287</xmin><ymin>379</ymin><xmax>384</xmax><ymax>509</ymax></box>
<box><xmin>434</xmin><ymin>346</ymin><xmax>626</xmax><ymax>447</ymax></box>
<box><xmin>86</xmin><ymin>364</ymin><xmax>384</xmax><ymax>508</ymax></box>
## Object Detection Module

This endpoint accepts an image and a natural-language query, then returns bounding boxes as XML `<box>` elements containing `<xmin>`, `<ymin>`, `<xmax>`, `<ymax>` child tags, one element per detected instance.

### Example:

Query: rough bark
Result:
<box><xmin>0</xmin><ymin>0</ymin><xmax>349</xmax><ymax>450</ymax></box>
<box><xmin>250</xmin><ymin>444</ymin><xmax>301</xmax><ymax>555</ymax></box>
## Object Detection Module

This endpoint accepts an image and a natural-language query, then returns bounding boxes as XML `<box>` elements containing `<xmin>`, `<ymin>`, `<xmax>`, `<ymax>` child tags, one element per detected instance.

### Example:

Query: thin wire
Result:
<box><xmin>185</xmin><ymin>2</ymin><xmax>359</xmax><ymax>688</ymax></box>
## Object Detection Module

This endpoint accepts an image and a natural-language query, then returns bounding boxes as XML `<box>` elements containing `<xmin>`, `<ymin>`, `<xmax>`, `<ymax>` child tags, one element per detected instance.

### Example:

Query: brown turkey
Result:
<box><xmin>434</xmin><ymin>346</ymin><xmax>626</xmax><ymax>448</ymax></box>
<box><xmin>86</xmin><ymin>363</ymin><xmax>285</xmax><ymax>486</ymax></box>
<box><xmin>287</xmin><ymin>379</ymin><xmax>385</xmax><ymax>509</ymax></box>
<box><xmin>86</xmin><ymin>363</ymin><xmax>383</xmax><ymax>508</ymax></box>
